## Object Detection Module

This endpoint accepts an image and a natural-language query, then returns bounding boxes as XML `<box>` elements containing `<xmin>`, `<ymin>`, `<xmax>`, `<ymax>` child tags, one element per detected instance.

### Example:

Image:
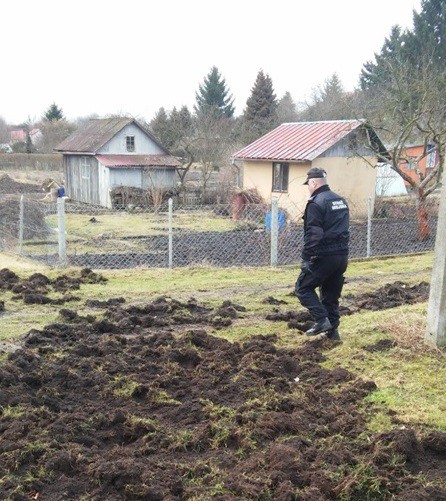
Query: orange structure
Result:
<box><xmin>398</xmin><ymin>144</ymin><xmax>438</xmax><ymax>187</ymax></box>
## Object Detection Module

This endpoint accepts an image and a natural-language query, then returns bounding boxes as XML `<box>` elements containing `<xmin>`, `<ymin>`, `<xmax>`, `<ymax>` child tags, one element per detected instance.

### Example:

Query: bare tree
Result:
<box><xmin>35</xmin><ymin>119</ymin><xmax>76</xmax><ymax>153</ymax></box>
<box><xmin>356</xmin><ymin>59</ymin><xmax>446</xmax><ymax>240</ymax></box>
<box><xmin>193</xmin><ymin>113</ymin><xmax>235</xmax><ymax>201</ymax></box>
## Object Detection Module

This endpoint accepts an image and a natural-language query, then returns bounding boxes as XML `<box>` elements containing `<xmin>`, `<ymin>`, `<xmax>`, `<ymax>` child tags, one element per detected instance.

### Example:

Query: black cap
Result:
<box><xmin>303</xmin><ymin>167</ymin><xmax>327</xmax><ymax>185</ymax></box>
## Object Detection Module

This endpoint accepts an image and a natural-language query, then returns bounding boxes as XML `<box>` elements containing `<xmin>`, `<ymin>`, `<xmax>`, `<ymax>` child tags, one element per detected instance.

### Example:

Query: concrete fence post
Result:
<box><xmin>18</xmin><ymin>195</ymin><xmax>24</xmax><ymax>255</ymax></box>
<box><xmin>270</xmin><ymin>197</ymin><xmax>279</xmax><ymax>267</ymax></box>
<box><xmin>426</xmin><ymin>175</ymin><xmax>446</xmax><ymax>347</ymax></box>
<box><xmin>367</xmin><ymin>196</ymin><xmax>372</xmax><ymax>258</ymax></box>
<box><xmin>57</xmin><ymin>197</ymin><xmax>67</xmax><ymax>267</ymax></box>
<box><xmin>168</xmin><ymin>198</ymin><xmax>173</xmax><ymax>268</ymax></box>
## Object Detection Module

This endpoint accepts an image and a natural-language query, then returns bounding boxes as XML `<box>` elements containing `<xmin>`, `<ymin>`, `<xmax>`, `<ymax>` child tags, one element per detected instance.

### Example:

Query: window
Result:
<box><xmin>126</xmin><ymin>136</ymin><xmax>135</xmax><ymax>152</ymax></box>
<box><xmin>272</xmin><ymin>162</ymin><xmax>289</xmax><ymax>192</ymax></box>
<box><xmin>426</xmin><ymin>145</ymin><xmax>436</xmax><ymax>169</ymax></box>
<box><xmin>80</xmin><ymin>156</ymin><xmax>91</xmax><ymax>179</ymax></box>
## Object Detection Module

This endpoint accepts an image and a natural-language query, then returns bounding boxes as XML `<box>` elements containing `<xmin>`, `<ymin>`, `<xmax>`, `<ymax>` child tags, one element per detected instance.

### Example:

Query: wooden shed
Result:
<box><xmin>54</xmin><ymin>117</ymin><xmax>181</xmax><ymax>207</ymax></box>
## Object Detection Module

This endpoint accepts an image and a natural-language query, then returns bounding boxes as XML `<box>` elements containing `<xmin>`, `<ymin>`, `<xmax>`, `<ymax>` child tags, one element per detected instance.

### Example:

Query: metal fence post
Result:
<box><xmin>367</xmin><ymin>196</ymin><xmax>372</xmax><ymax>258</ymax></box>
<box><xmin>168</xmin><ymin>198</ymin><xmax>173</xmax><ymax>268</ymax></box>
<box><xmin>57</xmin><ymin>197</ymin><xmax>67</xmax><ymax>267</ymax></box>
<box><xmin>270</xmin><ymin>197</ymin><xmax>279</xmax><ymax>267</ymax></box>
<box><xmin>18</xmin><ymin>195</ymin><xmax>24</xmax><ymax>255</ymax></box>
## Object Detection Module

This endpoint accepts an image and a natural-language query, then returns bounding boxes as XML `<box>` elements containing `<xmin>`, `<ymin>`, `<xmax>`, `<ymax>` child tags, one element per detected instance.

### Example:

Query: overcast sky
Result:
<box><xmin>2</xmin><ymin>0</ymin><xmax>422</xmax><ymax>125</ymax></box>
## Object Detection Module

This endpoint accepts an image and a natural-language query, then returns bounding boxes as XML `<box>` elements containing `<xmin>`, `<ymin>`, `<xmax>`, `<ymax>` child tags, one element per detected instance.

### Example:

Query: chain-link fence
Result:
<box><xmin>0</xmin><ymin>193</ymin><xmax>439</xmax><ymax>269</ymax></box>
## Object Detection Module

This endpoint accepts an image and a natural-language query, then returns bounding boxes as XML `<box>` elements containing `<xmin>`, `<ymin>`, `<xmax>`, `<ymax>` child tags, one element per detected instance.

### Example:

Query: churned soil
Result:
<box><xmin>0</xmin><ymin>278</ymin><xmax>445</xmax><ymax>499</ymax></box>
<box><xmin>0</xmin><ymin>267</ymin><xmax>106</xmax><ymax>306</ymax></box>
<box><xmin>267</xmin><ymin>281</ymin><xmax>430</xmax><ymax>332</ymax></box>
<box><xmin>0</xmin><ymin>174</ymin><xmax>41</xmax><ymax>194</ymax></box>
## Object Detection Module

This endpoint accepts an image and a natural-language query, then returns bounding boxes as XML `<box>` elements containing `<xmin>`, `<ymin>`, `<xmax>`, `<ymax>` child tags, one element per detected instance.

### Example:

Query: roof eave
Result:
<box><xmin>232</xmin><ymin>156</ymin><xmax>309</xmax><ymax>163</ymax></box>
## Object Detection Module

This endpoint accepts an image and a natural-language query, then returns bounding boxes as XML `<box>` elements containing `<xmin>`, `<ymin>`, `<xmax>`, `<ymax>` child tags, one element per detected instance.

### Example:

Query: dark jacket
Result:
<box><xmin>302</xmin><ymin>185</ymin><xmax>349</xmax><ymax>260</ymax></box>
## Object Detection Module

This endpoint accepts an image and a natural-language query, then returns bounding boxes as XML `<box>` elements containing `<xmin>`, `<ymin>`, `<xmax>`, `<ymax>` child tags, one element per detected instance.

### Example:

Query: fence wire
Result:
<box><xmin>0</xmin><ymin>194</ymin><xmax>439</xmax><ymax>269</ymax></box>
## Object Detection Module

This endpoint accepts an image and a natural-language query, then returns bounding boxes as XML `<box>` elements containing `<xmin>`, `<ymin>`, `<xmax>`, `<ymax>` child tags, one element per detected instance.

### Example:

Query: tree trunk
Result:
<box><xmin>416</xmin><ymin>197</ymin><xmax>430</xmax><ymax>241</ymax></box>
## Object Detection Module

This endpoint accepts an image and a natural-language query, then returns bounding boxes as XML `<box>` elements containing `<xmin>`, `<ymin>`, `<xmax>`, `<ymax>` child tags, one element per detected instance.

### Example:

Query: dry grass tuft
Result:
<box><xmin>377</xmin><ymin>315</ymin><xmax>445</xmax><ymax>358</ymax></box>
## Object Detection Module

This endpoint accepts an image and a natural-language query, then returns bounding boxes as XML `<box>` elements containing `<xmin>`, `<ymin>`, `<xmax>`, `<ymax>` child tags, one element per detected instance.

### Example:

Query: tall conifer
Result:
<box><xmin>195</xmin><ymin>66</ymin><xmax>235</xmax><ymax>118</ymax></box>
<box><xmin>242</xmin><ymin>70</ymin><xmax>278</xmax><ymax>142</ymax></box>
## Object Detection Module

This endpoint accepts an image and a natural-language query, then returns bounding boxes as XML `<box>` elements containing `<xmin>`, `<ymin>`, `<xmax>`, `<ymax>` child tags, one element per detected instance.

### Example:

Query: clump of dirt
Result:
<box><xmin>0</xmin><ymin>296</ymin><xmax>445</xmax><ymax>500</ymax></box>
<box><xmin>364</xmin><ymin>339</ymin><xmax>397</xmax><ymax>352</ymax></box>
<box><xmin>86</xmin><ymin>297</ymin><xmax>125</xmax><ymax>308</ymax></box>
<box><xmin>52</xmin><ymin>268</ymin><xmax>107</xmax><ymax>293</ymax></box>
<box><xmin>263</xmin><ymin>296</ymin><xmax>288</xmax><ymax>305</ymax></box>
<box><xmin>0</xmin><ymin>268</ymin><xmax>107</xmax><ymax>309</ymax></box>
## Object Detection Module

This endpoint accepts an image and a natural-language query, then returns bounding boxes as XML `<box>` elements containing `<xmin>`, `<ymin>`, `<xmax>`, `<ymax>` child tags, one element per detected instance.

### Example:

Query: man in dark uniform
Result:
<box><xmin>295</xmin><ymin>167</ymin><xmax>349</xmax><ymax>341</ymax></box>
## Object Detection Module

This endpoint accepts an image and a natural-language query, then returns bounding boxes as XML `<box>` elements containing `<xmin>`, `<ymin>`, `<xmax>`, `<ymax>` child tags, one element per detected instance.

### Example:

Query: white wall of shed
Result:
<box><xmin>98</xmin><ymin>123</ymin><xmax>165</xmax><ymax>155</ymax></box>
<box><xmin>109</xmin><ymin>167</ymin><xmax>177</xmax><ymax>190</ymax></box>
<box><xmin>98</xmin><ymin>163</ymin><xmax>111</xmax><ymax>207</ymax></box>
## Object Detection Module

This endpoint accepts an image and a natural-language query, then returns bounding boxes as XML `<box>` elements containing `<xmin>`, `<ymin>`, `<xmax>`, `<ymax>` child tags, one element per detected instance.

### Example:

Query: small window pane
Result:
<box><xmin>81</xmin><ymin>156</ymin><xmax>90</xmax><ymax>179</ymax></box>
<box><xmin>272</xmin><ymin>162</ymin><xmax>289</xmax><ymax>192</ymax></box>
<box><xmin>126</xmin><ymin>136</ymin><xmax>135</xmax><ymax>152</ymax></box>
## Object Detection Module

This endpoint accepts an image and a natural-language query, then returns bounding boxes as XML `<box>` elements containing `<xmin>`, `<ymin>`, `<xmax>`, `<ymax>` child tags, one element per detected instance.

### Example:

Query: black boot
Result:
<box><xmin>326</xmin><ymin>328</ymin><xmax>341</xmax><ymax>341</ymax></box>
<box><xmin>306</xmin><ymin>318</ymin><xmax>332</xmax><ymax>336</ymax></box>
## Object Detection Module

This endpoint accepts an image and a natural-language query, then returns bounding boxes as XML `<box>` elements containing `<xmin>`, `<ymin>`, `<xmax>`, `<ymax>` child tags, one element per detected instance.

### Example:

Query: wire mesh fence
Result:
<box><xmin>0</xmin><ymin>193</ymin><xmax>439</xmax><ymax>269</ymax></box>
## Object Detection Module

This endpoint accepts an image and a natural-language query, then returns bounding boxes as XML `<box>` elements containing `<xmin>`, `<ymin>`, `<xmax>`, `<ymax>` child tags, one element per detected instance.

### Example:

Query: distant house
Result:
<box><xmin>376</xmin><ymin>163</ymin><xmax>408</xmax><ymax>197</ymax></box>
<box><xmin>10</xmin><ymin>128</ymin><xmax>41</xmax><ymax>144</ymax></box>
<box><xmin>29</xmin><ymin>128</ymin><xmax>42</xmax><ymax>144</ymax></box>
<box><xmin>10</xmin><ymin>129</ymin><xmax>27</xmax><ymax>143</ymax></box>
<box><xmin>398</xmin><ymin>143</ymin><xmax>438</xmax><ymax>188</ymax></box>
<box><xmin>54</xmin><ymin>117</ymin><xmax>181</xmax><ymax>207</ymax></box>
<box><xmin>232</xmin><ymin>119</ymin><xmax>388</xmax><ymax>216</ymax></box>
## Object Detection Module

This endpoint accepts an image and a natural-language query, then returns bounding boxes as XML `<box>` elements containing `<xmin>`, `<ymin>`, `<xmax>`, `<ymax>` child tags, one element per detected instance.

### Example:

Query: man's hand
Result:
<box><xmin>300</xmin><ymin>260</ymin><xmax>312</xmax><ymax>273</ymax></box>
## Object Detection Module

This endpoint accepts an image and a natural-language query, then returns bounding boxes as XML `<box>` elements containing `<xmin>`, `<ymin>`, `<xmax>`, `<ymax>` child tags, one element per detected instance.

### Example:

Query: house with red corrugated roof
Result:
<box><xmin>55</xmin><ymin>118</ymin><xmax>181</xmax><ymax>207</ymax></box>
<box><xmin>232</xmin><ymin>119</ymin><xmax>387</xmax><ymax>216</ymax></box>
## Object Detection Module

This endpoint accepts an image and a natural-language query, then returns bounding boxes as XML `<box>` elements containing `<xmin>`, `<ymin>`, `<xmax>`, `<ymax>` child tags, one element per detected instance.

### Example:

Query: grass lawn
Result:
<box><xmin>45</xmin><ymin>210</ymin><xmax>246</xmax><ymax>240</ymax></box>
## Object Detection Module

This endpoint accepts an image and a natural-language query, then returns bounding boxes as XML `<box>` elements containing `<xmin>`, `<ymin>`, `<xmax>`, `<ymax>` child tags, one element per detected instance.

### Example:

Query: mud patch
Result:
<box><xmin>262</xmin><ymin>296</ymin><xmax>288</xmax><ymax>305</ymax></box>
<box><xmin>352</xmin><ymin>281</ymin><xmax>429</xmax><ymax>311</ymax></box>
<box><xmin>364</xmin><ymin>339</ymin><xmax>397</xmax><ymax>352</ymax></box>
<box><xmin>0</xmin><ymin>296</ymin><xmax>444</xmax><ymax>500</ymax></box>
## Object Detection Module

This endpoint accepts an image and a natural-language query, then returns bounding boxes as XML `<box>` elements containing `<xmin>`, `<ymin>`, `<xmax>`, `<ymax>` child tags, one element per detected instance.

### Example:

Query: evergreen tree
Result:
<box><xmin>409</xmin><ymin>0</ymin><xmax>446</xmax><ymax>67</ymax></box>
<box><xmin>25</xmin><ymin>130</ymin><xmax>33</xmax><ymax>153</ymax></box>
<box><xmin>360</xmin><ymin>26</ymin><xmax>407</xmax><ymax>90</ymax></box>
<box><xmin>195</xmin><ymin>66</ymin><xmax>235</xmax><ymax>118</ymax></box>
<box><xmin>242</xmin><ymin>70</ymin><xmax>278</xmax><ymax>142</ymax></box>
<box><xmin>361</xmin><ymin>1</ymin><xmax>446</xmax><ymax>91</ymax></box>
<box><xmin>149</xmin><ymin>107</ymin><xmax>174</xmax><ymax>149</ymax></box>
<box><xmin>44</xmin><ymin>102</ymin><xmax>64</xmax><ymax>121</ymax></box>
<box><xmin>299</xmin><ymin>74</ymin><xmax>354</xmax><ymax>121</ymax></box>
<box><xmin>171</xmin><ymin>105</ymin><xmax>193</xmax><ymax>137</ymax></box>
<box><xmin>276</xmin><ymin>91</ymin><xmax>299</xmax><ymax>123</ymax></box>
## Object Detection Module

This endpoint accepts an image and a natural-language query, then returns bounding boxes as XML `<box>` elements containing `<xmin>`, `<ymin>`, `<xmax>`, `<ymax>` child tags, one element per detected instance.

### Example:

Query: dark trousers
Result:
<box><xmin>295</xmin><ymin>254</ymin><xmax>348</xmax><ymax>329</ymax></box>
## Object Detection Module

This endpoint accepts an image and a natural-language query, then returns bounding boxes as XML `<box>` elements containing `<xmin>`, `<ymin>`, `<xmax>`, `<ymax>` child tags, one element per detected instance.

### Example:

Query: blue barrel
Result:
<box><xmin>265</xmin><ymin>210</ymin><xmax>285</xmax><ymax>230</ymax></box>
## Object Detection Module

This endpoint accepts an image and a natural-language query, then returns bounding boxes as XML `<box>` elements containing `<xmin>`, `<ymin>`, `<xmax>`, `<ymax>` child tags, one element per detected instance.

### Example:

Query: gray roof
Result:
<box><xmin>54</xmin><ymin>117</ymin><xmax>168</xmax><ymax>154</ymax></box>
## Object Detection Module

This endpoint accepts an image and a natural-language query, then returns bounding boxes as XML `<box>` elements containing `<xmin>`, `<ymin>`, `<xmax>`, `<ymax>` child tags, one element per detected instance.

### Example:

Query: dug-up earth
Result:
<box><xmin>0</xmin><ymin>270</ymin><xmax>445</xmax><ymax>500</ymax></box>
